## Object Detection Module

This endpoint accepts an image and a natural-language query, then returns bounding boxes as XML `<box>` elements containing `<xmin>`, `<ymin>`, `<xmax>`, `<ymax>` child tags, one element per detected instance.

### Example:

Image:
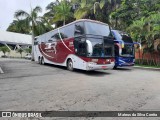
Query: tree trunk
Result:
<box><xmin>31</xmin><ymin>33</ymin><xmax>35</xmax><ymax>61</ymax></box>
<box><xmin>63</xmin><ymin>17</ymin><xmax>65</xmax><ymax>25</ymax></box>
<box><xmin>138</xmin><ymin>48</ymin><xmax>141</xmax><ymax>64</ymax></box>
<box><xmin>31</xmin><ymin>22</ymin><xmax>35</xmax><ymax>61</ymax></box>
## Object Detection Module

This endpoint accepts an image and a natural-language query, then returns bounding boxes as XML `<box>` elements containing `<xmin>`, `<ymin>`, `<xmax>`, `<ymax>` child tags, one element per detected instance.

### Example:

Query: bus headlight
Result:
<box><xmin>121</xmin><ymin>42</ymin><xmax>124</xmax><ymax>48</ymax></box>
<box><xmin>133</xmin><ymin>59</ymin><xmax>135</xmax><ymax>62</ymax></box>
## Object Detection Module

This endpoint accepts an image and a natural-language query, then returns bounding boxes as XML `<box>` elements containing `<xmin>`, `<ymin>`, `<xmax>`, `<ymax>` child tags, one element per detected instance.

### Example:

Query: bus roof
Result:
<box><xmin>36</xmin><ymin>19</ymin><xmax>109</xmax><ymax>38</ymax></box>
<box><xmin>60</xmin><ymin>19</ymin><xmax>109</xmax><ymax>29</ymax></box>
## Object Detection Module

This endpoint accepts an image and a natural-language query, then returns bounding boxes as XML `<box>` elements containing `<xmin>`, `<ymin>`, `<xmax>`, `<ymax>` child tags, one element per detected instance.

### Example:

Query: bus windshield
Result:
<box><xmin>121</xmin><ymin>44</ymin><xmax>134</xmax><ymax>57</ymax></box>
<box><xmin>85</xmin><ymin>22</ymin><xmax>111</xmax><ymax>36</ymax></box>
<box><xmin>86</xmin><ymin>37</ymin><xmax>114</xmax><ymax>58</ymax></box>
<box><xmin>115</xmin><ymin>30</ymin><xmax>133</xmax><ymax>43</ymax></box>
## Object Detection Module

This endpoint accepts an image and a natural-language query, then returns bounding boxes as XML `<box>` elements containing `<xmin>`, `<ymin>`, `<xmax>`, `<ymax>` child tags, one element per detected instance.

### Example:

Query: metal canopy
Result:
<box><xmin>0</xmin><ymin>30</ymin><xmax>32</xmax><ymax>45</ymax></box>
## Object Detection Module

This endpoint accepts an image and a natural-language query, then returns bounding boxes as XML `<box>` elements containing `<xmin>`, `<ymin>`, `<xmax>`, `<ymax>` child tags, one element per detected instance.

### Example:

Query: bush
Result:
<box><xmin>135</xmin><ymin>59</ymin><xmax>160</xmax><ymax>67</ymax></box>
<box><xmin>0</xmin><ymin>46</ymin><xmax>10</xmax><ymax>56</ymax></box>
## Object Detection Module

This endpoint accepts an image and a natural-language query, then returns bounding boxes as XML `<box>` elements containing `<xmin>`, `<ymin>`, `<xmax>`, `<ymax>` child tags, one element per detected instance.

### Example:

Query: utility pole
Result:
<box><xmin>29</xmin><ymin>0</ymin><xmax>35</xmax><ymax>61</ymax></box>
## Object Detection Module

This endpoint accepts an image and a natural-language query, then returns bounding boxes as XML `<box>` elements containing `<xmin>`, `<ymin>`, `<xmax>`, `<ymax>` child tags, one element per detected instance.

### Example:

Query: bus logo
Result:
<box><xmin>2</xmin><ymin>112</ymin><xmax>11</xmax><ymax>117</ymax></box>
<box><xmin>45</xmin><ymin>42</ymin><xmax>57</xmax><ymax>54</ymax></box>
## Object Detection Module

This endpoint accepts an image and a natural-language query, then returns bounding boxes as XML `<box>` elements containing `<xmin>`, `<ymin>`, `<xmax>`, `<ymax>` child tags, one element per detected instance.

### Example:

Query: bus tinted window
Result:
<box><xmin>85</xmin><ymin>22</ymin><xmax>110</xmax><ymax>36</ymax></box>
<box><xmin>74</xmin><ymin>22</ymin><xmax>84</xmax><ymax>36</ymax></box>
<box><xmin>59</xmin><ymin>28</ymin><xmax>68</xmax><ymax>39</ymax></box>
<box><xmin>115</xmin><ymin>30</ymin><xmax>133</xmax><ymax>43</ymax></box>
<box><xmin>121</xmin><ymin>44</ymin><xmax>134</xmax><ymax>56</ymax></box>
<box><xmin>64</xmin><ymin>24</ymin><xmax>75</xmax><ymax>38</ymax></box>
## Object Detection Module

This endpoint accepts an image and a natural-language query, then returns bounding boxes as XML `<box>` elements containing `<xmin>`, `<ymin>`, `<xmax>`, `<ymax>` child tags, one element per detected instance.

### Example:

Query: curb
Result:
<box><xmin>0</xmin><ymin>67</ymin><xmax>4</xmax><ymax>74</ymax></box>
<box><xmin>134</xmin><ymin>66</ymin><xmax>160</xmax><ymax>71</ymax></box>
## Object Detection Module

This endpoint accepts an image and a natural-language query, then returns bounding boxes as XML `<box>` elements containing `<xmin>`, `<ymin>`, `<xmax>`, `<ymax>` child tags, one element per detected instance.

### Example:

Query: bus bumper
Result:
<box><xmin>118</xmin><ymin>62</ymin><xmax>135</xmax><ymax>67</ymax></box>
<box><xmin>86</xmin><ymin>62</ymin><xmax>115</xmax><ymax>71</ymax></box>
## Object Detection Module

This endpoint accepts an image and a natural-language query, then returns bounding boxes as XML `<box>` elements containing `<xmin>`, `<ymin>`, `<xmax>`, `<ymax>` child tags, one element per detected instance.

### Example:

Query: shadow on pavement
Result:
<box><xmin>44</xmin><ymin>63</ymin><xmax>111</xmax><ymax>77</ymax></box>
<box><xmin>44</xmin><ymin>63</ymin><xmax>67</xmax><ymax>70</ymax></box>
<box><xmin>113</xmin><ymin>67</ymin><xmax>133</xmax><ymax>71</ymax></box>
<box><xmin>73</xmin><ymin>69</ymin><xmax>111</xmax><ymax>77</ymax></box>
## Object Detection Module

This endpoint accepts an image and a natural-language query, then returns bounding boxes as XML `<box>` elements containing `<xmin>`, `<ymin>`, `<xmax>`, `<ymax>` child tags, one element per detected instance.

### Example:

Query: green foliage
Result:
<box><xmin>7</xmin><ymin>0</ymin><xmax>160</xmax><ymax>50</ymax></box>
<box><xmin>0</xmin><ymin>46</ymin><xmax>10</xmax><ymax>56</ymax></box>
<box><xmin>24</xmin><ymin>48</ymin><xmax>32</xmax><ymax>54</ymax></box>
<box><xmin>7</xmin><ymin>19</ymin><xmax>30</xmax><ymax>34</ymax></box>
<box><xmin>135</xmin><ymin>59</ymin><xmax>160</xmax><ymax>67</ymax></box>
<box><xmin>7</xmin><ymin>6</ymin><xmax>53</xmax><ymax>36</ymax></box>
<box><xmin>53</xmin><ymin>0</ymin><xmax>73</xmax><ymax>25</ymax></box>
<box><xmin>17</xmin><ymin>48</ymin><xmax>23</xmax><ymax>58</ymax></box>
<box><xmin>128</xmin><ymin>13</ymin><xmax>160</xmax><ymax>44</ymax></box>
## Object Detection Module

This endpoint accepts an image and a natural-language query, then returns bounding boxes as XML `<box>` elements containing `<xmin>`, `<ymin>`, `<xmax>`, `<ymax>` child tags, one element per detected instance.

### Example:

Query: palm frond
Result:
<box><xmin>46</xmin><ymin>2</ymin><xmax>57</xmax><ymax>10</ymax></box>
<box><xmin>100</xmin><ymin>0</ymin><xmax>105</xmax><ymax>9</ymax></box>
<box><xmin>74</xmin><ymin>7</ymin><xmax>89</xmax><ymax>19</ymax></box>
<box><xmin>14</xmin><ymin>10</ymin><xmax>30</xmax><ymax>19</ymax></box>
<box><xmin>33</xmin><ymin>6</ymin><xmax>42</xmax><ymax>14</ymax></box>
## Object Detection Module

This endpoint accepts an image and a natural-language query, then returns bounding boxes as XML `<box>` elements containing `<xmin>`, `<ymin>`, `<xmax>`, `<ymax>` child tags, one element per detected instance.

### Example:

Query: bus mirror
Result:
<box><xmin>86</xmin><ymin>40</ymin><xmax>93</xmax><ymax>56</ymax></box>
<box><xmin>75</xmin><ymin>49</ymin><xmax>77</xmax><ymax>53</ymax></box>
<box><xmin>112</xmin><ymin>36</ymin><xmax>116</xmax><ymax>40</ymax></box>
<box><xmin>48</xmin><ymin>40</ymin><xmax>53</xmax><ymax>43</ymax></box>
<box><xmin>121</xmin><ymin>42</ymin><xmax>124</xmax><ymax>48</ymax></box>
<box><xmin>134</xmin><ymin>42</ymin><xmax>141</xmax><ymax>50</ymax></box>
<box><xmin>139</xmin><ymin>44</ymin><xmax>142</xmax><ymax>50</ymax></box>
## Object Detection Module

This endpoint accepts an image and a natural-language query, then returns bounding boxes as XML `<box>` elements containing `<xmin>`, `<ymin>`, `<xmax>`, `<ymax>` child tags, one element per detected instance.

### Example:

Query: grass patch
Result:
<box><xmin>135</xmin><ymin>64</ymin><xmax>160</xmax><ymax>68</ymax></box>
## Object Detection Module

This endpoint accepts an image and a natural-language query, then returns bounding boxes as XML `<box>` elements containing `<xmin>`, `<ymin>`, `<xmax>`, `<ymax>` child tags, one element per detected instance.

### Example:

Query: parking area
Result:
<box><xmin>0</xmin><ymin>58</ymin><xmax>160</xmax><ymax>120</ymax></box>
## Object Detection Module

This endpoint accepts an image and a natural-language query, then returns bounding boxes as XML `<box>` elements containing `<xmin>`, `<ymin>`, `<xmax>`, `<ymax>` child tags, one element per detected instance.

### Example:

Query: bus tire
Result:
<box><xmin>41</xmin><ymin>57</ymin><xmax>45</xmax><ymax>65</ymax></box>
<box><xmin>113</xmin><ymin>66</ymin><xmax>117</xmax><ymax>69</ymax></box>
<box><xmin>67</xmin><ymin>59</ymin><xmax>74</xmax><ymax>71</ymax></box>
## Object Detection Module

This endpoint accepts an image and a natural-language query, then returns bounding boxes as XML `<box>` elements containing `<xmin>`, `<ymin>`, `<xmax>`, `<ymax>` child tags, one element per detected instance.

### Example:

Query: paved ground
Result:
<box><xmin>0</xmin><ymin>58</ymin><xmax>160</xmax><ymax>120</ymax></box>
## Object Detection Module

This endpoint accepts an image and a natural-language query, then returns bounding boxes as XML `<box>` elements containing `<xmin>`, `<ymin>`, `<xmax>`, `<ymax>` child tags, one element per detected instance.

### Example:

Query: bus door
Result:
<box><xmin>74</xmin><ymin>22</ymin><xmax>86</xmax><ymax>56</ymax></box>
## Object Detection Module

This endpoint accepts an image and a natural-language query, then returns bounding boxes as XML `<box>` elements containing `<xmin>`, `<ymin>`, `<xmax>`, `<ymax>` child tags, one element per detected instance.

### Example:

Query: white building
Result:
<box><xmin>0</xmin><ymin>30</ymin><xmax>32</xmax><ymax>57</ymax></box>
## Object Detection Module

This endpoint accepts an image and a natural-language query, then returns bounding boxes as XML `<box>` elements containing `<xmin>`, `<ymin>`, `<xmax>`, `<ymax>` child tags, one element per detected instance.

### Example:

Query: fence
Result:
<box><xmin>135</xmin><ymin>51</ymin><xmax>160</xmax><ymax>67</ymax></box>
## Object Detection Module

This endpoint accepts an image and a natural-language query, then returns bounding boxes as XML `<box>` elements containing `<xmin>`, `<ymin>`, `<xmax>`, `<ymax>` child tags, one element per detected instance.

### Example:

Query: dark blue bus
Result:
<box><xmin>111</xmin><ymin>30</ymin><xmax>141</xmax><ymax>69</ymax></box>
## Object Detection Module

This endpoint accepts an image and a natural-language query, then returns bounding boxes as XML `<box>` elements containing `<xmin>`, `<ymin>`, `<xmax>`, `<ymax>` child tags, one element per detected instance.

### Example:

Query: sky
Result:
<box><xmin>0</xmin><ymin>0</ymin><xmax>55</xmax><ymax>31</ymax></box>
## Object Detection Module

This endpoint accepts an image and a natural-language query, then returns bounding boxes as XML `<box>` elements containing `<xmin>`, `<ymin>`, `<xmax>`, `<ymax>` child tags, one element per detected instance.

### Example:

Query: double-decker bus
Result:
<box><xmin>34</xmin><ymin>19</ymin><xmax>115</xmax><ymax>71</ymax></box>
<box><xmin>111</xmin><ymin>30</ymin><xmax>141</xmax><ymax>69</ymax></box>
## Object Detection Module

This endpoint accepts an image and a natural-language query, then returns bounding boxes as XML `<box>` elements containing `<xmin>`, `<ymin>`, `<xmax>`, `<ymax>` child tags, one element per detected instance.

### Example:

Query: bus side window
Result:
<box><xmin>65</xmin><ymin>24</ymin><xmax>75</xmax><ymax>38</ymax></box>
<box><xmin>59</xmin><ymin>28</ymin><xmax>68</xmax><ymax>39</ymax></box>
<box><xmin>53</xmin><ymin>33</ymin><xmax>60</xmax><ymax>41</ymax></box>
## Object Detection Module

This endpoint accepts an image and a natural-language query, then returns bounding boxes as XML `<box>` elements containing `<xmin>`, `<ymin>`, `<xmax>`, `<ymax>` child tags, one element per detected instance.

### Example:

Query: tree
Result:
<box><xmin>73</xmin><ymin>0</ymin><xmax>94</xmax><ymax>19</ymax></box>
<box><xmin>14</xmin><ymin>6</ymin><xmax>44</xmax><ymax>60</ymax></box>
<box><xmin>73</xmin><ymin>0</ymin><xmax>121</xmax><ymax>24</ymax></box>
<box><xmin>128</xmin><ymin>12</ymin><xmax>160</xmax><ymax>65</ymax></box>
<box><xmin>14</xmin><ymin>6</ymin><xmax>44</xmax><ymax>36</ymax></box>
<box><xmin>24</xmin><ymin>48</ymin><xmax>32</xmax><ymax>54</ymax></box>
<box><xmin>0</xmin><ymin>46</ymin><xmax>10</xmax><ymax>56</ymax></box>
<box><xmin>45</xmin><ymin>1</ymin><xmax>59</xmax><ymax>24</ymax></box>
<box><xmin>7</xmin><ymin>19</ymin><xmax>30</xmax><ymax>34</ymax></box>
<box><xmin>53</xmin><ymin>0</ymin><xmax>73</xmax><ymax>25</ymax></box>
<box><xmin>17</xmin><ymin>48</ymin><xmax>23</xmax><ymax>58</ymax></box>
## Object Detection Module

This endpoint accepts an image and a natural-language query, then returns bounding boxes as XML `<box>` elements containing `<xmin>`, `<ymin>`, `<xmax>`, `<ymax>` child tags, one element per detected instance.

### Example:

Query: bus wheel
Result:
<box><xmin>41</xmin><ymin>57</ymin><xmax>45</xmax><ymax>65</ymax></box>
<box><xmin>67</xmin><ymin>59</ymin><xmax>73</xmax><ymax>71</ymax></box>
<box><xmin>113</xmin><ymin>66</ymin><xmax>117</xmax><ymax>69</ymax></box>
